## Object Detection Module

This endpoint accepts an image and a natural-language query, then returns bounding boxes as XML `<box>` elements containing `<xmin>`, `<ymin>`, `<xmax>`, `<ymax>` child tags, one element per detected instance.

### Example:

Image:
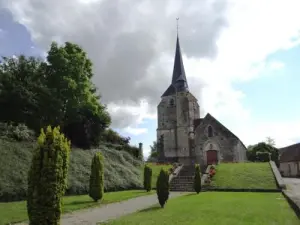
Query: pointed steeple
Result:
<box><xmin>172</xmin><ymin>35</ymin><xmax>187</xmax><ymax>83</ymax></box>
<box><xmin>162</xmin><ymin>33</ymin><xmax>189</xmax><ymax>97</ymax></box>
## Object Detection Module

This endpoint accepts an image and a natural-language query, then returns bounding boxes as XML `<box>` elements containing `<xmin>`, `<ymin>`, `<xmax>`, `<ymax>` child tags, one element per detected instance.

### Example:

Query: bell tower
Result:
<box><xmin>157</xmin><ymin>20</ymin><xmax>200</xmax><ymax>164</ymax></box>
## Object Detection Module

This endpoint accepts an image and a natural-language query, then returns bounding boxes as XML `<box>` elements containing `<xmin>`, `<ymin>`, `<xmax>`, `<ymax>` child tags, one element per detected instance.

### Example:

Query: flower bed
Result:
<box><xmin>204</xmin><ymin>165</ymin><xmax>217</xmax><ymax>185</ymax></box>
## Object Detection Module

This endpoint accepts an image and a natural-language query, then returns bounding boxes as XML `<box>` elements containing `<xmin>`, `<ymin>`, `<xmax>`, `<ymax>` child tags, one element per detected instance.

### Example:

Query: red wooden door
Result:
<box><xmin>207</xmin><ymin>150</ymin><xmax>217</xmax><ymax>165</ymax></box>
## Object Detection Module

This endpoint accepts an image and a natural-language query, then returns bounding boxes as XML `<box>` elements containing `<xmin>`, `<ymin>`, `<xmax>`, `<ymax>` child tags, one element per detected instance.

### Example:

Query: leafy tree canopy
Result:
<box><xmin>0</xmin><ymin>42</ymin><xmax>112</xmax><ymax>149</ymax></box>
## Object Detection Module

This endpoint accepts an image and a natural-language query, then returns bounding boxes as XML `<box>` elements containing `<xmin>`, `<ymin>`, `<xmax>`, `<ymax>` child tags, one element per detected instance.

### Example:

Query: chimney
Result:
<box><xmin>139</xmin><ymin>143</ymin><xmax>143</xmax><ymax>151</ymax></box>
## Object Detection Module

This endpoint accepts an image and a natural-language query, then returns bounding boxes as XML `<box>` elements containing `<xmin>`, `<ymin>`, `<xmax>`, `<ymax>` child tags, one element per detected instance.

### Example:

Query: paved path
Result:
<box><xmin>62</xmin><ymin>192</ymin><xmax>186</xmax><ymax>225</ymax></box>
<box><xmin>283</xmin><ymin>178</ymin><xmax>300</xmax><ymax>194</ymax></box>
<box><xmin>16</xmin><ymin>192</ymin><xmax>187</xmax><ymax>225</ymax></box>
<box><xmin>283</xmin><ymin>178</ymin><xmax>300</xmax><ymax>208</ymax></box>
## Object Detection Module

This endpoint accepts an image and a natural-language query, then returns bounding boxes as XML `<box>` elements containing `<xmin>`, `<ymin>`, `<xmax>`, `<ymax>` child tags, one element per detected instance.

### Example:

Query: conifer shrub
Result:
<box><xmin>89</xmin><ymin>152</ymin><xmax>104</xmax><ymax>202</ymax></box>
<box><xmin>143</xmin><ymin>164</ymin><xmax>152</xmax><ymax>192</ymax></box>
<box><xmin>156</xmin><ymin>168</ymin><xmax>169</xmax><ymax>208</ymax></box>
<box><xmin>27</xmin><ymin>126</ymin><xmax>71</xmax><ymax>225</ymax></box>
<box><xmin>194</xmin><ymin>164</ymin><xmax>201</xmax><ymax>194</ymax></box>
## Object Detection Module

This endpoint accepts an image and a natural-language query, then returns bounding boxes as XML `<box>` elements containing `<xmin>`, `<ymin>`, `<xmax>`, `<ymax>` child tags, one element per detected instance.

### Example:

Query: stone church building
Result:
<box><xmin>157</xmin><ymin>35</ymin><xmax>247</xmax><ymax>166</ymax></box>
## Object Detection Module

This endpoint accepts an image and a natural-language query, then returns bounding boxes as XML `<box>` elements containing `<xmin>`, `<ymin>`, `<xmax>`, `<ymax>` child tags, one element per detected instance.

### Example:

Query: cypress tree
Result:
<box><xmin>27</xmin><ymin>126</ymin><xmax>71</xmax><ymax>225</ymax></box>
<box><xmin>194</xmin><ymin>164</ymin><xmax>201</xmax><ymax>194</ymax></box>
<box><xmin>156</xmin><ymin>169</ymin><xmax>169</xmax><ymax>208</ymax></box>
<box><xmin>143</xmin><ymin>164</ymin><xmax>152</xmax><ymax>192</ymax></box>
<box><xmin>89</xmin><ymin>152</ymin><xmax>104</xmax><ymax>202</ymax></box>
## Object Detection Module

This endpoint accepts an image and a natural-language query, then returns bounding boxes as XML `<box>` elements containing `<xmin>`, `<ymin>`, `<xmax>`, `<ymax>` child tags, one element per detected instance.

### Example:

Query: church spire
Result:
<box><xmin>162</xmin><ymin>19</ymin><xmax>189</xmax><ymax>97</ymax></box>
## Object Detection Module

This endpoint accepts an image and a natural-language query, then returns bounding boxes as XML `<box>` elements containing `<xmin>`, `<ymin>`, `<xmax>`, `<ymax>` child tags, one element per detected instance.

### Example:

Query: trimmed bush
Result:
<box><xmin>143</xmin><ymin>164</ymin><xmax>152</xmax><ymax>192</ymax></box>
<box><xmin>89</xmin><ymin>152</ymin><xmax>104</xmax><ymax>202</ymax></box>
<box><xmin>27</xmin><ymin>126</ymin><xmax>71</xmax><ymax>225</ymax></box>
<box><xmin>194</xmin><ymin>164</ymin><xmax>201</xmax><ymax>194</ymax></box>
<box><xmin>156</xmin><ymin>169</ymin><xmax>169</xmax><ymax>208</ymax></box>
<box><xmin>256</xmin><ymin>152</ymin><xmax>271</xmax><ymax>162</ymax></box>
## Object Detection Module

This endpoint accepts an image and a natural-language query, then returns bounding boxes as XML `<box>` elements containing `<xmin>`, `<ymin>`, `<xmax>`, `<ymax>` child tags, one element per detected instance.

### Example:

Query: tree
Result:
<box><xmin>89</xmin><ymin>152</ymin><xmax>104</xmax><ymax>202</ymax></box>
<box><xmin>0</xmin><ymin>42</ymin><xmax>111</xmax><ymax>148</ymax></box>
<box><xmin>45</xmin><ymin>42</ymin><xmax>111</xmax><ymax>148</ymax></box>
<box><xmin>143</xmin><ymin>164</ymin><xmax>152</xmax><ymax>192</ymax></box>
<box><xmin>246</xmin><ymin>142</ymin><xmax>279</xmax><ymax>166</ymax></box>
<box><xmin>147</xmin><ymin>141</ymin><xmax>158</xmax><ymax>161</ymax></box>
<box><xmin>101</xmin><ymin>128</ymin><xmax>130</xmax><ymax>145</ymax></box>
<box><xmin>194</xmin><ymin>164</ymin><xmax>201</xmax><ymax>194</ymax></box>
<box><xmin>266</xmin><ymin>137</ymin><xmax>275</xmax><ymax>147</ymax></box>
<box><xmin>27</xmin><ymin>126</ymin><xmax>71</xmax><ymax>225</ymax></box>
<box><xmin>0</xmin><ymin>55</ymin><xmax>51</xmax><ymax>131</ymax></box>
<box><xmin>156</xmin><ymin>169</ymin><xmax>169</xmax><ymax>208</ymax></box>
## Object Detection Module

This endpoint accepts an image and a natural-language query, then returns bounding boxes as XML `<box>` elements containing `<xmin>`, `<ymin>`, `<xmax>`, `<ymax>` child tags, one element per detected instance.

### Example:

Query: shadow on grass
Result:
<box><xmin>183</xmin><ymin>192</ymin><xmax>199</xmax><ymax>198</ymax></box>
<box><xmin>64</xmin><ymin>200</ymin><xmax>94</xmax><ymax>206</ymax></box>
<box><xmin>139</xmin><ymin>206</ymin><xmax>162</xmax><ymax>213</ymax></box>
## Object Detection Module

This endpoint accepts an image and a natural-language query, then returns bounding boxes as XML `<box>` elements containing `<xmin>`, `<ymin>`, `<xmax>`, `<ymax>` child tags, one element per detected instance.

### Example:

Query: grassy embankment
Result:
<box><xmin>210</xmin><ymin>162</ymin><xmax>278</xmax><ymax>190</ymax></box>
<box><xmin>105</xmin><ymin>192</ymin><xmax>299</xmax><ymax>225</ymax></box>
<box><xmin>145</xmin><ymin>163</ymin><xmax>173</xmax><ymax>188</ymax></box>
<box><xmin>0</xmin><ymin>138</ymin><xmax>144</xmax><ymax>202</ymax></box>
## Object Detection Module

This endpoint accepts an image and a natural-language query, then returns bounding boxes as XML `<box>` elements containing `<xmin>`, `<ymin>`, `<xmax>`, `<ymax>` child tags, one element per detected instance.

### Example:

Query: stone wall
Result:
<box><xmin>156</xmin><ymin>91</ymin><xmax>200</xmax><ymax>163</ymax></box>
<box><xmin>280</xmin><ymin>161</ymin><xmax>300</xmax><ymax>177</ymax></box>
<box><xmin>232</xmin><ymin>140</ymin><xmax>247</xmax><ymax>162</ymax></box>
<box><xmin>194</xmin><ymin>115</ymin><xmax>247</xmax><ymax>166</ymax></box>
<box><xmin>157</xmin><ymin>95</ymin><xmax>177</xmax><ymax>159</ymax></box>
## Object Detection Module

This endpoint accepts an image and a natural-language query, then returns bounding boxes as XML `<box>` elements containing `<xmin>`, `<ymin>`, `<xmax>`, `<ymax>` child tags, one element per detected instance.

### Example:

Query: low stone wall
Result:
<box><xmin>269</xmin><ymin>161</ymin><xmax>286</xmax><ymax>189</ymax></box>
<box><xmin>282</xmin><ymin>190</ymin><xmax>300</xmax><ymax>218</ymax></box>
<box><xmin>169</xmin><ymin>164</ymin><xmax>183</xmax><ymax>182</ymax></box>
<box><xmin>201</xmin><ymin>165</ymin><xmax>211</xmax><ymax>185</ymax></box>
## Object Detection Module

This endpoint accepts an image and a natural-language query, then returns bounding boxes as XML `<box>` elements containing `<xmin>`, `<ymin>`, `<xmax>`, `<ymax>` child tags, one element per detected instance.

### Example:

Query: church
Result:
<box><xmin>156</xmin><ymin>34</ymin><xmax>247</xmax><ymax>167</ymax></box>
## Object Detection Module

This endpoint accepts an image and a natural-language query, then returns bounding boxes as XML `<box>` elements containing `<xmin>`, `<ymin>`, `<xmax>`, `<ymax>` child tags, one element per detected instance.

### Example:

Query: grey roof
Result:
<box><xmin>279</xmin><ymin>143</ymin><xmax>300</xmax><ymax>162</ymax></box>
<box><xmin>162</xmin><ymin>35</ymin><xmax>189</xmax><ymax>97</ymax></box>
<box><xmin>162</xmin><ymin>84</ymin><xmax>176</xmax><ymax>97</ymax></box>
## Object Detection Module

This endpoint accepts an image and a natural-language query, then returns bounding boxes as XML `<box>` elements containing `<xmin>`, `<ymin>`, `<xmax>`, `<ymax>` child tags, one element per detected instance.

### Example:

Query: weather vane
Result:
<box><xmin>176</xmin><ymin>17</ymin><xmax>179</xmax><ymax>35</ymax></box>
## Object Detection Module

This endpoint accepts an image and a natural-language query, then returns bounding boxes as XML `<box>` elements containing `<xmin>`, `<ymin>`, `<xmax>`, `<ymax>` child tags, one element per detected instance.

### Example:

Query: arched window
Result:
<box><xmin>208</xmin><ymin>126</ymin><xmax>213</xmax><ymax>137</ymax></box>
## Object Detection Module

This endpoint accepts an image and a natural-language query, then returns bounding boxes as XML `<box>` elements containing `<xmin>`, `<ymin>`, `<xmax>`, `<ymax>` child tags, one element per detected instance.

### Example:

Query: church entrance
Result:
<box><xmin>206</xmin><ymin>150</ymin><xmax>217</xmax><ymax>165</ymax></box>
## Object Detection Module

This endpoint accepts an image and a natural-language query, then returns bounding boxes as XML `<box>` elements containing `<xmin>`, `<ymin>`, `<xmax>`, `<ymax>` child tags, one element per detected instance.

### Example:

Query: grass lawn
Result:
<box><xmin>145</xmin><ymin>163</ymin><xmax>173</xmax><ymax>188</ymax></box>
<box><xmin>105</xmin><ymin>192</ymin><xmax>299</xmax><ymax>225</ymax></box>
<box><xmin>0</xmin><ymin>190</ymin><xmax>153</xmax><ymax>225</ymax></box>
<box><xmin>210</xmin><ymin>162</ymin><xmax>278</xmax><ymax>189</ymax></box>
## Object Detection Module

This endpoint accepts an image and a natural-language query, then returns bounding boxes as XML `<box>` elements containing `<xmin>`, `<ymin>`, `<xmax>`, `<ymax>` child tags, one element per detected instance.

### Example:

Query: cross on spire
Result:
<box><xmin>176</xmin><ymin>17</ymin><xmax>179</xmax><ymax>36</ymax></box>
<box><xmin>161</xmin><ymin>18</ymin><xmax>189</xmax><ymax>97</ymax></box>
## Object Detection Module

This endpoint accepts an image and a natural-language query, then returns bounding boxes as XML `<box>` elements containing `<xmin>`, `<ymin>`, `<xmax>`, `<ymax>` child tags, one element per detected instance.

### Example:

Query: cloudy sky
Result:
<box><xmin>1</xmin><ymin>0</ymin><xmax>300</xmax><ymax>157</ymax></box>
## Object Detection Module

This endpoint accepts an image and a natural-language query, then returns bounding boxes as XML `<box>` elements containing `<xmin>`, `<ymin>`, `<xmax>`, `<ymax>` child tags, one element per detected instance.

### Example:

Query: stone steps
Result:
<box><xmin>169</xmin><ymin>165</ymin><xmax>196</xmax><ymax>192</ymax></box>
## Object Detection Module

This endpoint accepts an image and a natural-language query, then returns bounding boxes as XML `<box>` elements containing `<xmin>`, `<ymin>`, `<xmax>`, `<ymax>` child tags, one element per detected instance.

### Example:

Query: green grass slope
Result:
<box><xmin>0</xmin><ymin>190</ymin><xmax>154</xmax><ymax>225</ymax></box>
<box><xmin>210</xmin><ymin>162</ymin><xmax>278</xmax><ymax>190</ymax></box>
<box><xmin>105</xmin><ymin>192</ymin><xmax>298</xmax><ymax>225</ymax></box>
<box><xmin>146</xmin><ymin>163</ymin><xmax>173</xmax><ymax>188</ymax></box>
<box><xmin>0</xmin><ymin>139</ymin><xmax>143</xmax><ymax>202</ymax></box>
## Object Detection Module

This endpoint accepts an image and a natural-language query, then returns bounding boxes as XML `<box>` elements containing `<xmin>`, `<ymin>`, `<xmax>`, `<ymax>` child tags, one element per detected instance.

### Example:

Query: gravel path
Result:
<box><xmin>16</xmin><ymin>192</ymin><xmax>187</xmax><ymax>225</ymax></box>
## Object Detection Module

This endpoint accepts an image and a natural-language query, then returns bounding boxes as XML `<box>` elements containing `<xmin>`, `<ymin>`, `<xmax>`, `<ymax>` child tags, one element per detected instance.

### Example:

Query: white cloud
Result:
<box><xmin>236</xmin><ymin>120</ymin><xmax>300</xmax><ymax>148</ymax></box>
<box><xmin>107</xmin><ymin>100</ymin><xmax>155</xmax><ymax>135</ymax></box>
<box><xmin>268</xmin><ymin>61</ymin><xmax>285</xmax><ymax>70</ymax></box>
<box><xmin>0</xmin><ymin>28</ymin><xmax>6</xmax><ymax>38</ymax></box>
<box><xmin>124</xmin><ymin>127</ymin><xmax>148</xmax><ymax>136</ymax></box>
<box><xmin>2</xmin><ymin>0</ymin><xmax>300</xmax><ymax>150</ymax></box>
<box><xmin>180</xmin><ymin>0</ymin><xmax>300</xmax><ymax>147</ymax></box>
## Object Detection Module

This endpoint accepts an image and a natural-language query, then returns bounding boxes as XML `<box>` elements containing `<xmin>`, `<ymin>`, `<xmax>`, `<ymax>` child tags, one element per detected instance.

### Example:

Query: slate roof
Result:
<box><xmin>193</xmin><ymin>118</ymin><xmax>203</xmax><ymax>129</ymax></box>
<box><xmin>279</xmin><ymin>143</ymin><xmax>300</xmax><ymax>162</ymax></box>
<box><xmin>162</xmin><ymin>35</ymin><xmax>189</xmax><ymax>97</ymax></box>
